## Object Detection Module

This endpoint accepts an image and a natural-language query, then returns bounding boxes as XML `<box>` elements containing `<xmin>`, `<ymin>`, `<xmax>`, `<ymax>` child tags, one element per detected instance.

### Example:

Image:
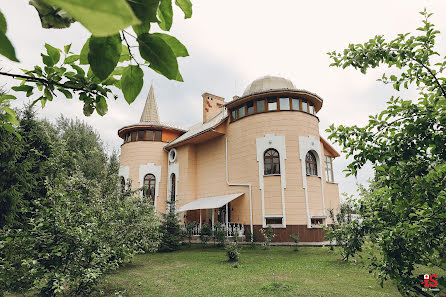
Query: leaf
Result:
<box><xmin>128</xmin><ymin>0</ymin><xmax>160</xmax><ymax>23</ymax></box>
<box><xmin>0</xmin><ymin>10</ymin><xmax>6</xmax><ymax>33</ymax></box>
<box><xmin>83</xmin><ymin>103</ymin><xmax>94</xmax><ymax>116</ymax></box>
<box><xmin>95</xmin><ymin>96</ymin><xmax>108</xmax><ymax>116</ymax></box>
<box><xmin>137</xmin><ymin>33</ymin><xmax>178</xmax><ymax>80</ymax></box>
<box><xmin>64</xmin><ymin>44</ymin><xmax>72</xmax><ymax>54</ymax></box>
<box><xmin>57</xmin><ymin>87</ymin><xmax>73</xmax><ymax>99</ymax></box>
<box><xmin>152</xmin><ymin>33</ymin><xmax>188</xmax><ymax>57</ymax></box>
<box><xmin>45</xmin><ymin>43</ymin><xmax>60</xmax><ymax>64</ymax></box>
<box><xmin>121</xmin><ymin>65</ymin><xmax>144</xmax><ymax>104</ymax></box>
<box><xmin>119</xmin><ymin>45</ymin><xmax>131</xmax><ymax>62</ymax></box>
<box><xmin>133</xmin><ymin>21</ymin><xmax>151</xmax><ymax>35</ymax></box>
<box><xmin>44</xmin><ymin>0</ymin><xmax>140</xmax><ymax>37</ymax></box>
<box><xmin>158</xmin><ymin>0</ymin><xmax>173</xmax><ymax>31</ymax></box>
<box><xmin>12</xmin><ymin>85</ymin><xmax>33</xmax><ymax>94</ymax></box>
<box><xmin>64</xmin><ymin>54</ymin><xmax>80</xmax><ymax>64</ymax></box>
<box><xmin>2</xmin><ymin>106</ymin><xmax>16</xmax><ymax>117</ymax></box>
<box><xmin>4</xmin><ymin>113</ymin><xmax>19</xmax><ymax>126</ymax></box>
<box><xmin>80</xmin><ymin>38</ymin><xmax>90</xmax><ymax>64</ymax></box>
<box><xmin>175</xmin><ymin>0</ymin><xmax>192</xmax><ymax>19</ymax></box>
<box><xmin>0</xmin><ymin>94</ymin><xmax>16</xmax><ymax>100</ymax></box>
<box><xmin>0</xmin><ymin>30</ymin><xmax>19</xmax><ymax>62</ymax></box>
<box><xmin>88</xmin><ymin>34</ymin><xmax>122</xmax><ymax>81</ymax></box>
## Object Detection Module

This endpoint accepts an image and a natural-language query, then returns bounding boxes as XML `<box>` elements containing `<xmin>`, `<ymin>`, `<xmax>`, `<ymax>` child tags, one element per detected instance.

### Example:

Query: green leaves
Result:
<box><xmin>175</xmin><ymin>0</ymin><xmax>192</xmax><ymax>19</ymax></box>
<box><xmin>44</xmin><ymin>0</ymin><xmax>140</xmax><ymax>37</ymax></box>
<box><xmin>158</xmin><ymin>0</ymin><xmax>173</xmax><ymax>31</ymax></box>
<box><xmin>95</xmin><ymin>96</ymin><xmax>108</xmax><ymax>116</ymax></box>
<box><xmin>153</xmin><ymin>33</ymin><xmax>188</xmax><ymax>57</ymax></box>
<box><xmin>88</xmin><ymin>34</ymin><xmax>122</xmax><ymax>81</ymax></box>
<box><xmin>121</xmin><ymin>65</ymin><xmax>144</xmax><ymax>104</ymax></box>
<box><xmin>80</xmin><ymin>38</ymin><xmax>90</xmax><ymax>64</ymax></box>
<box><xmin>128</xmin><ymin>0</ymin><xmax>160</xmax><ymax>23</ymax></box>
<box><xmin>137</xmin><ymin>33</ymin><xmax>181</xmax><ymax>80</ymax></box>
<box><xmin>41</xmin><ymin>43</ymin><xmax>61</xmax><ymax>66</ymax></box>
<box><xmin>0</xmin><ymin>10</ymin><xmax>19</xmax><ymax>62</ymax></box>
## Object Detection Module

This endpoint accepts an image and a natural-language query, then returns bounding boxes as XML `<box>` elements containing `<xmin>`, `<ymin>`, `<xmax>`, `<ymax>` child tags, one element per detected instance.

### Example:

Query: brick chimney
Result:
<box><xmin>202</xmin><ymin>93</ymin><xmax>225</xmax><ymax>123</ymax></box>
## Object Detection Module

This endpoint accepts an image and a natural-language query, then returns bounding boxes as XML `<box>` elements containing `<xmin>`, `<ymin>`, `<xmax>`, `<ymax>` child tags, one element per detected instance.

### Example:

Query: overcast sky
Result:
<box><xmin>2</xmin><ymin>0</ymin><xmax>446</xmax><ymax>199</ymax></box>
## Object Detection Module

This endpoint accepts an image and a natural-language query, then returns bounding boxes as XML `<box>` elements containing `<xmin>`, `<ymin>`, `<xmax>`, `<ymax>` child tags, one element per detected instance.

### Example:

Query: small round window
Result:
<box><xmin>169</xmin><ymin>148</ymin><xmax>177</xmax><ymax>163</ymax></box>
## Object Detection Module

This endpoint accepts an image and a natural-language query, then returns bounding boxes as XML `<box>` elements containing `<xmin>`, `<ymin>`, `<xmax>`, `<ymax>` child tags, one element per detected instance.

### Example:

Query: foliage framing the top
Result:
<box><xmin>0</xmin><ymin>0</ymin><xmax>192</xmax><ymax>119</ymax></box>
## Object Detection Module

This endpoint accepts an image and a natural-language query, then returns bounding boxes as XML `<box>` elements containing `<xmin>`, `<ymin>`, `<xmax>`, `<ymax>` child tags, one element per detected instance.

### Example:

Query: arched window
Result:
<box><xmin>305</xmin><ymin>151</ymin><xmax>317</xmax><ymax>176</ymax></box>
<box><xmin>120</xmin><ymin>176</ymin><xmax>125</xmax><ymax>193</ymax></box>
<box><xmin>264</xmin><ymin>149</ymin><xmax>280</xmax><ymax>175</ymax></box>
<box><xmin>143</xmin><ymin>174</ymin><xmax>156</xmax><ymax>203</ymax></box>
<box><xmin>170</xmin><ymin>173</ymin><xmax>176</xmax><ymax>202</ymax></box>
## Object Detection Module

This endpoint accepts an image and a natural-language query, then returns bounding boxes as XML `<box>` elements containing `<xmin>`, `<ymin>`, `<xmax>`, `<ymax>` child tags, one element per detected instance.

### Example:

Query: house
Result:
<box><xmin>118</xmin><ymin>76</ymin><xmax>341</xmax><ymax>242</ymax></box>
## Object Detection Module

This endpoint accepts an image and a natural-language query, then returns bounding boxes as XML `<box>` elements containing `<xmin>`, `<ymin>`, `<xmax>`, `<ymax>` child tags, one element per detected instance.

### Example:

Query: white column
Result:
<box><xmin>212</xmin><ymin>209</ymin><xmax>215</xmax><ymax>230</ymax></box>
<box><xmin>225</xmin><ymin>203</ymin><xmax>229</xmax><ymax>235</ymax></box>
<box><xmin>199</xmin><ymin>210</ymin><xmax>202</xmax><ymax>228</ymax></box>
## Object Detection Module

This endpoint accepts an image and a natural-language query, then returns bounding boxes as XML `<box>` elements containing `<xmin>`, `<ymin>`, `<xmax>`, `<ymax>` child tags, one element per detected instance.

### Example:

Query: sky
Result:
<box><xmin>2</xmin><ymin>0</ymin><xmax>446</xmax><ymax>199</ymax></box>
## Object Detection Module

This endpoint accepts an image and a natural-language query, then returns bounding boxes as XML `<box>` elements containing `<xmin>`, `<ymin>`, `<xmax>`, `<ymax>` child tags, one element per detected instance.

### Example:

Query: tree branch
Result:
<box><xmin>0</xmin><ymin>71</ymin><xmax>98</xmax><ymax>94</ymax></box>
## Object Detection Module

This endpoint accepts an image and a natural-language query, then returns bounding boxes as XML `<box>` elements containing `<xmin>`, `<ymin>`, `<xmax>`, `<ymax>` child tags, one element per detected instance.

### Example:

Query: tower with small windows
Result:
<box><xmin>118</xmin><ymin>85</ymin><xmax>185</xmax><ymax>211</ymax></box>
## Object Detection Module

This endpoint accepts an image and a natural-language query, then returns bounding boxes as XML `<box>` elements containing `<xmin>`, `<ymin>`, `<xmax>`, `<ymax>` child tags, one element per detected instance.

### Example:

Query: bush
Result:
<box><xmin>199</xmin><ymin>223</ymin><xmax>212</xmax><ymax>246</ymax></box>
<box><xmin>213</xmin><ymin>222</ymin><xmax>226</xmax><ymax>247</ymax></box>
<box><xmin>0</xmin><ymin>112</ymin><xmax>161</xmax><ymax>296</ymax></box>
<box><xmin>185</xmin><ymin>221</ymin><xmax>198</xmax><ymax>246</ymax></box>
<box><xmin>225</xmin><ymin>231</ymin><xmax>241</xmax><ymax>262</ymax></box>
<box><xmin>159</xmin><ymin>201</ymin><xmax>184</xmax><ymax>252</ymax></box>
<box><xmin>246</xmin><ymin>230</ymin><xmax>258</xmax><ymax>248</ymax></box>
<box><xmin>259</xmin><ymin>226</ymin><xmax>275</xmax><ymax>250</ymax></box>
<box><xmin>289</xmin><ymin>234</ymin><xmax>300</xmax><ymax>251</ymax></box>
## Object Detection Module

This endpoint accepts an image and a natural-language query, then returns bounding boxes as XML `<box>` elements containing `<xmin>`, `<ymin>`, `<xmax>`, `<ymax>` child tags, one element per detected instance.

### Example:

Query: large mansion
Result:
<box><xmin>118</xmin><ymin>76</ymin><xmax>340</xmax><ymax>242</ymax></box>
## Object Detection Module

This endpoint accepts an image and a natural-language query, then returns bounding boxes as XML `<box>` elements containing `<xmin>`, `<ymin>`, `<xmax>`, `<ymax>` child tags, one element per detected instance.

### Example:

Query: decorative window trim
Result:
<box><xmin>263</xmin><ymin>148</ymin><xmax>280</xmax><ymax>175</ymax></box>
<box><xmin>264</xmin><ymin>215</ymin><xmax>285</xmax><ymax>228</ymax></box>
<box><xmin>139</xmin><ymin>163</ymin><xmax>161</xmax><ymax>211</ymax></box>
<box><xmin>168</xmin><ymin>148</ymin><xmax>177</xmax><ymax>163</ymax></box>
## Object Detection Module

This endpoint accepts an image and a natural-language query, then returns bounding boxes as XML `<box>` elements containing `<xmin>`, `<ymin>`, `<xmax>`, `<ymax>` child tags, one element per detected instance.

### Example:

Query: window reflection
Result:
<box><xmin>279</xmin><ymin>97</ymin><xmax>290</xmax><ymax>110</ymax></box>
<box><xmin>267</xmin><ymin>98</ymin><xmax>277</xmax><ymax>111</ymax></box>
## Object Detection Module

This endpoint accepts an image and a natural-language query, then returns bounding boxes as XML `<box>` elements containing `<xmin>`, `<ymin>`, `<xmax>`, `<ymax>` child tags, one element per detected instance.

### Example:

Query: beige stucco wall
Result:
<box><xmin>119</xmin><ymin>109</ymin><xmax>340</xmax><ymax>228</ymax></box>
<box><xmin>119</xmin><ymin>141</ymin><xmax>168</xmax><ymax>212</ymax></box>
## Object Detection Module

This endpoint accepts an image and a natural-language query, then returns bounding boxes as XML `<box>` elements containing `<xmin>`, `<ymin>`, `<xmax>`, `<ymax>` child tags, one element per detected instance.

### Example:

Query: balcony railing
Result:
<box><xmin>183</xmin><ymin>223</ymin><xmax>245</xmax><ymax>237</ymax></box>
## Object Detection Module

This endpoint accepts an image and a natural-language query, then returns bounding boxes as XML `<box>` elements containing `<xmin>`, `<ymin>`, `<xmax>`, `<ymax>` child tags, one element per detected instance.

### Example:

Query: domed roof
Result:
<box><xmin>242</xmin><ymin>76</ymin><xmax>295</xmax><ymax>97</ymax></box>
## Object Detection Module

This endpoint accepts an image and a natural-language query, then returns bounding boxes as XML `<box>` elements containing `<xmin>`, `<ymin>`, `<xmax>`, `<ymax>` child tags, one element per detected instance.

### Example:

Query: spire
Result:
<box><xmin>140</xmin><ymin>85</ymin><xmax>160</xmax><ymax>123</ymax></box>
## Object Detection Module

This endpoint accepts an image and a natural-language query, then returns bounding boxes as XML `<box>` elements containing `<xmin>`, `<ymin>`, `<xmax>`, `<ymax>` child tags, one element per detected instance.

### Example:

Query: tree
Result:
<box><xmin>199</xmin><ymin>223</ymin><xmax>212</xmax><ymax>247</ymax></box>
<box><xmin>0</xmin><ymin>109</ymin><xmax>161</xmax><ymax>296</ymax></box>
<box><xmin>326</xmin><ymin>10</ymin><xmax>445</xmax><ymax>296</ymax></box>
<box><xmin>159</xmin><ymin>200</ymin><xmax>184</xmax><ymax>252</ymax></box>
<box><xmin>0</xmin><ymin>0</ymin><xmax>192</xmax><ymax>122</ymax></box>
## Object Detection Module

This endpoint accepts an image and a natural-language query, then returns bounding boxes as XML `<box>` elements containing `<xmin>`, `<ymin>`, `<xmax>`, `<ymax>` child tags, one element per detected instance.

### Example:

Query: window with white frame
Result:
<box><xmin>325</xmin><ymin>155</ymin><xmax>334</xmax><ymax>183</ymax></box>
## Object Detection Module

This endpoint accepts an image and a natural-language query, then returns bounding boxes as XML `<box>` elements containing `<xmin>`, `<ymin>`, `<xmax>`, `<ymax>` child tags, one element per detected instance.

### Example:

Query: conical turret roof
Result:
<box><xmin>140</xmin><ymin>85</ymin><xmax>160</xmax><ymax>123</ymax></box>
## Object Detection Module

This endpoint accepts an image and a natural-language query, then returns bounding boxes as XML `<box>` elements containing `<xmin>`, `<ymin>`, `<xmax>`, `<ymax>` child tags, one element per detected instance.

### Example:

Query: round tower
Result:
<box><xmin>117</xmin><ymin>85</ymin><xmax>185</xmax><ymax>211</ymax></box>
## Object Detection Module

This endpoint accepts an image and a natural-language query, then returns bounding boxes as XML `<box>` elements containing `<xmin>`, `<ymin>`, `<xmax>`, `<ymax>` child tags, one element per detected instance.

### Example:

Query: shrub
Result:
<box><xmin>185</xmin><ymin>221</ymin><xmax>198</xmax><ymax>246</ymax></box>
<box><xmin>246</xmin><ymin>230</ymin><xmax>258</xmax><ymax>248</ymax></box>
<box><xmin>225</xmin><ymin>231</ymin><xmax>241</xmax><ymax>262</ymax></box>
<box><xmin>0</xmin><ymin>112</ymin><xmax>161</xmax><ymax>296</ymax></box>
<box><xmin>213</xmin><ymin>222</ymin><xmax>226</xmax><ymax>247</ymax></box>
<box><xmin>289</xmin><ymin>234</ymin><xmax>300</xmax><ymax>251</ymax></box>
<box><xmin>259</xmin><ymin>226</ymin><xmax>275</xmax><ymax>250</ymax></box>
<box><xmin>159</xmin><ymin>201</ymin><xmax>184</xmax><ymax>252</ymax></box>
<box><xmin>199</xmin><ymin>223</ymin><xmax>212</xmax><ymax>246</ymax></box>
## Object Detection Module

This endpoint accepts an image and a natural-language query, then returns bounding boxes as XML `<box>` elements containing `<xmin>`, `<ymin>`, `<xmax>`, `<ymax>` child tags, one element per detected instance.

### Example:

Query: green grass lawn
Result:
<box><xmin>99</xmin><ymin>245</ymin><xmax>401</xmax><ymax>297</ymax></box>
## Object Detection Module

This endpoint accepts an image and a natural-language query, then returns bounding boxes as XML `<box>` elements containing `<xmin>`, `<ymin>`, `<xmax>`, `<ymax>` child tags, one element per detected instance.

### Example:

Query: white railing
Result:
<box><xmin>183</xmin><ymin>223</ymin><xmax>245</xmax><ymax>237</ymax></box>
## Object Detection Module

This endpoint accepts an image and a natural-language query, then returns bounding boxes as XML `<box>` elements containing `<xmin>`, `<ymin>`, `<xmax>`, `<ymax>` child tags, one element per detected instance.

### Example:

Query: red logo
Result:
<box><xmin>422</xmin><ymin>274</ymin><xmax>438</xmax><ymax>288</ymax></box>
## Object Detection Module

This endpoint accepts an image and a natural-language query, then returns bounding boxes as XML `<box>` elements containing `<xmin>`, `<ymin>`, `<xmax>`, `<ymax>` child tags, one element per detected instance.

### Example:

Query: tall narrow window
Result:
<box><xmin>247</xmin><ymin>101</ymin><xmax>254</xmax><ymax>115</ymax></box>
<box><xmin>302</xmin><ymin>100</ymin><xmax>308</xmax><ymax>112</ymax></box>
<box><xmin>131</xmin><ymin>131</ymin><xmax>137</xmax><ymax>142</ymax></box>
<box><xmin>291</xmin><ymin>98</ymin><xmax>300</xmax><ymax>110</ymax></box>
<box><xmin>325</xmin><ymin>155</ymin><xmax>334</xmax><ymax>182</ymax></box>
<box><xmin>267</xmin><ymin>98</ymin><xmax>277</xmax><ymax>111</ymax></box>
<box><xmin>154</xmin><ymin>130</ymin><xmax>162</xmax><ymax>141</ymax></box>
<box><xmin>264</xmin><ymin>149</ymin><xmax>280</xmax><ymax>175</ymax></box>
<box><xmin>146</xmin><ymin>130</ymin><xmax>153</xmax><ymax>141</ymax></box>
<box><xmin>120</xmin><ymin>176</ymin><xmax>125</xmax><ymax>193</ymax></box>
<box><xmin>143</xmin><ymin>174</ymin><xmax>156</xmax><ymax>204</ymax></box>
<box><xmin>256</xmin><ymin>100</ymin><xmax>265</xmax><ymax>112</ymax></box>
<box><xmin>305</xmin><ymin>152</ymin><xmax>317</xmax><ymax>176</ymax></box>
<box><xmin>309</xmin><ymin>102</ymin><xmax>315</xmax><ymax>114</ymax></box>
<box><xmin>231</xmin><ymin>110</ymin><xmax>237</xmax><ymax>121</ymax></box>
<box><xmin>170</xmin><ymin>173</ymin><xmax>176</xmax><ymax>201</ymax></box>
<box><xmin>138</xmin><ymin>130</ymin><xmax>144</xmax><ymax>140</ymax></box>
<box><xmin>238</xmin><ymin>105</ymin><xmax>246</xmax><ymax>118</ymax></box>
<box><xmin>279</xmin><ymin>97</ymin><xmax>290</xmax><ymax>110</ymax></box>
